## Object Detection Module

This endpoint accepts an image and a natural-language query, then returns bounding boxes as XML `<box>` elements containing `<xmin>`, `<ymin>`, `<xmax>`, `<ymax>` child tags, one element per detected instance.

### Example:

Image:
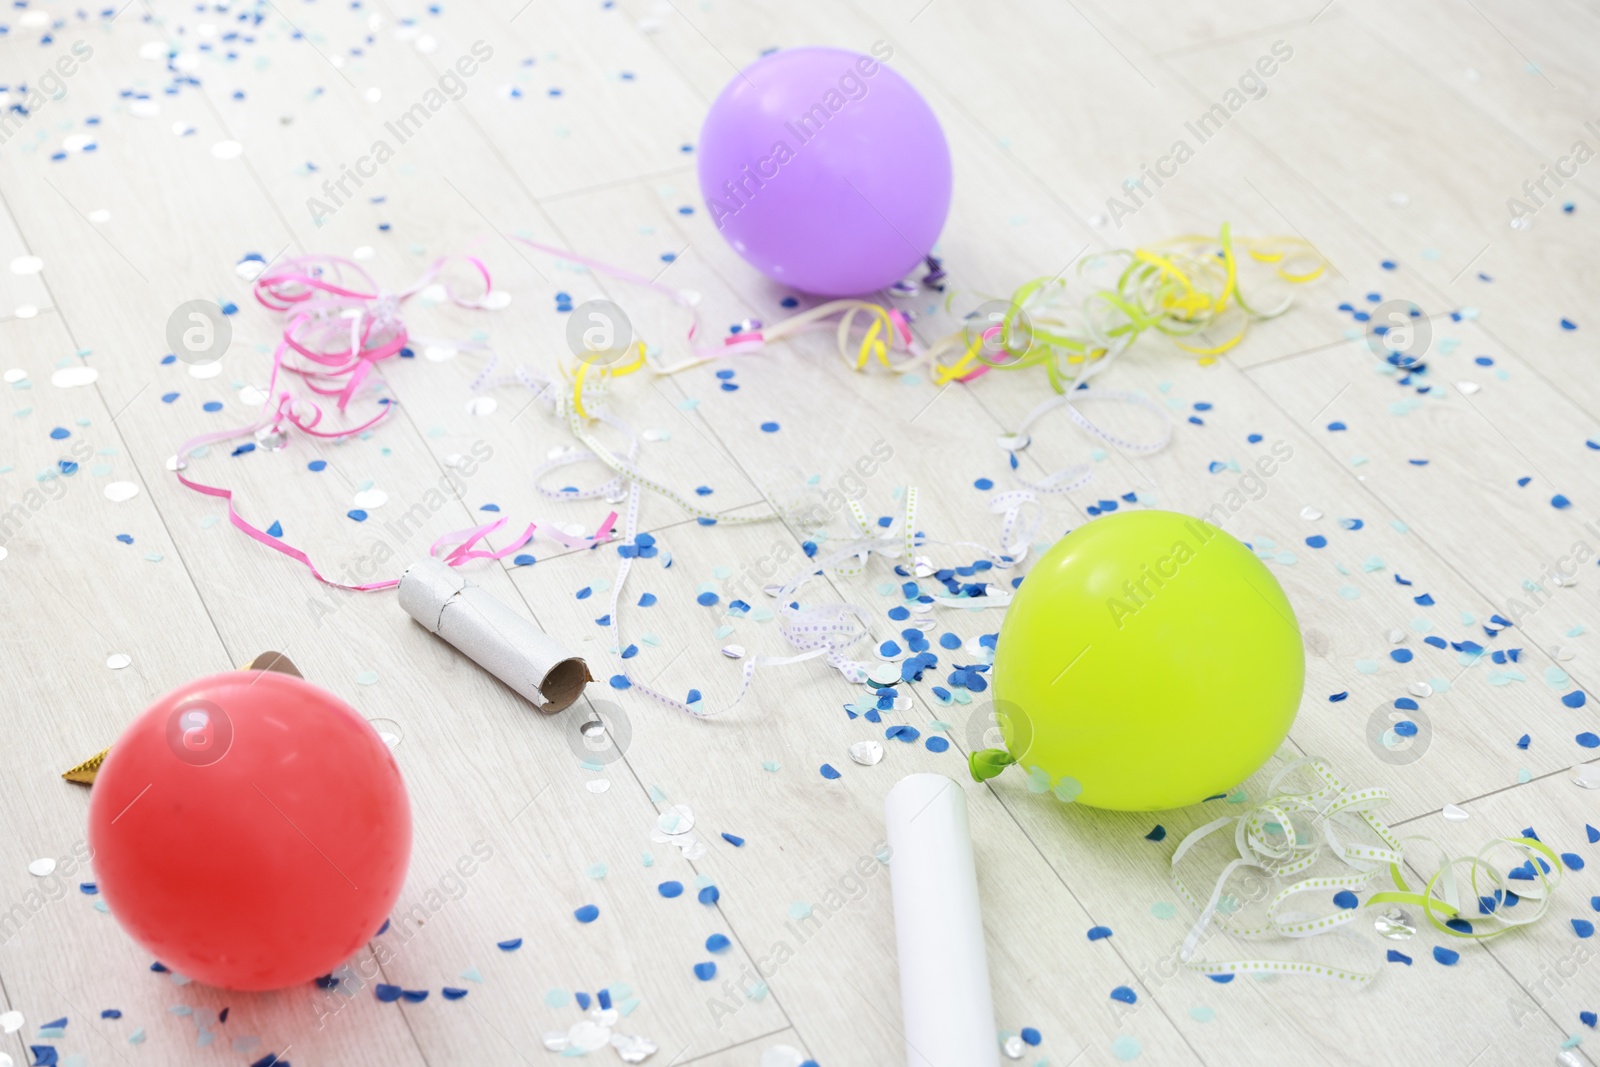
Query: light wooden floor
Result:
<box><xmin>3</xmin><ymin>0</ymin><xmax>1600</xmax><ymax>1064</ymax></box>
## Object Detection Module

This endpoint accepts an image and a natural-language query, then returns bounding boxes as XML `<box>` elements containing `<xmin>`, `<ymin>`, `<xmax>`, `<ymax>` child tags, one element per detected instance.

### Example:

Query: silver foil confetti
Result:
<box><xmin>1373</xmin><ymin>906</ymin><xmax>1415</xmax><ymax>940</ymax></box>
<box><xmin>397</xmin><ymin>557</ymin><xmax>591</xmax><ymax>713</ymax></box>
<box><xmin>849</xmin><ymin>741</ymin><xmax>885</xmax><ymax>766</ymax></box>
<box><xmin>611</xmin><ymin>1033</ymin><xmax>658</xmax><ymax>1063</ymax></box>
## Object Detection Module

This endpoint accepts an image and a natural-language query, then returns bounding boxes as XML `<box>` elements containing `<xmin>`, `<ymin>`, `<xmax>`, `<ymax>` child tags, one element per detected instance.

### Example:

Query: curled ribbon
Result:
<box><xmin>172</xmin><ymin>254</ymin><xmax>616</xmax><ymax>590</ymax></box>
<box><xmin>1170</xmin><ymin>756</ymin><xmax>1564</xmax><ymax>984</ymax></box>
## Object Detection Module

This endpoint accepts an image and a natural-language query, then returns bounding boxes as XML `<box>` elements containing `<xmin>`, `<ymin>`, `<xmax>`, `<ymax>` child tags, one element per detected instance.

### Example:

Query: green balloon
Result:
<box><xmin>988</xmin><ymin>510</ymin><xmax>1303</xmax><ymax>810</ymax></box>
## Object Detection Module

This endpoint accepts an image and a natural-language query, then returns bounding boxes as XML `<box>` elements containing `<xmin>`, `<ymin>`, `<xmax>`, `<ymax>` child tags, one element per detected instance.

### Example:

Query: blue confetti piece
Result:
<box><xmin>1387</xmin><ymin>950</ymin><xmax>1412</xmax><ymax>965</ymax></box>
<box><xmin>974</xmin><ymin>477</ymin><xmax>993</xmax><ymax>490</ymax></box>
<box><xmin>1578</xmin><ymin>732</ymin><xmax>1600</xmax><ymax>748</ymax></box>
<box><xmin>1390</xmin><ymin>648</ymin><xmax>1414</xmax><ymax>663</ymax></box>
<box><xmin>115</xmin><ymin>534</ymin><xmax>133</xmax><ymax>545</ymax></box>
<box><xmin>926</xmin><ymin>735</ymin><xmax>950</xmax><ymax>753</ymax></box>
<box><xmin>721</xmin><ymin>832</ymin><xmax>745</xmax><ymax>847</ymax></box>
<box><xmin>1561</xmin><ymin>318</ymin><xmax>1578</xmax><ymax>330</ymax></box>
<box><xmin>575</xmin><ymin>992</ymin><xmax>592</xmax><ymax>1010</ymax></box>
<box><xmin>48</xmin><ymin>427</ymin><xmax>70</xmax><ymax>440</ymax></box>
<box><xmin>375</xmin><ymin>984</ymin><xmax>403</xmax><ymax>1002</ymax></box>
<box><xmin>820</xmin><ymin>763</ymin><xmax>841</xmax><ymax>779</ymax></box>
<box><xmin>686</xmin><ymin>688</ymin><xmax>703</xmax><ymax>704</ymax></box>
<box><xmin>1333</xmin><ymin>890</ymin><xmax>1359</xmax><ymax>909</ymax></box>
<box><xmin>347</xmin><ymin>509</ymin><xmax>368</xmax><ymax>522</ymax></box>
<box><xmin>1576</xmin><ymin>919</ymin><xmax>1596</xmax><ymax>938</ymax></box>
<box><xmin>1021</xmin><ymin>1027</ymin><xmax>1041</xmax><ymax>1045</ymax></box>
<box><xmin>1588</xmin><ymin>825</ymin><xmax>1599</xmax><ymax>844</ymax></box>
<box><xmin>693</xmin><ymin>962</ymin><xmax>717</xmax><ymax>981</ymax></box>
<box><xmin>638</xmin><ymin>593</ymin><xmax>657</xmax><ymax>607</ymax></box>
<box><xmin>99</xmin><ymin>1009</ymin><xmax>120</xmax><ymax>1019</ymax></box>
<box><xmin>1087</xmin><ymin>925</ymin><xmax>1113</xmax><ymax>940</ymax></box>
<box><xmin>1329</xmin><ymin>691</ymin><xmax>1348</xmax><ymax>702</ymax></box>
<box><xmin>597</xmin><ymin>989</ymin><xmax>612</xmax><ymax>1010</ymax></box>
<box><xmin>706</xmin><ymin>933</ymin><xmax>731</xmax><ymax>953</ymax></box>
<box><xmin>1564</xmin><ymin>690</ymin><xmax>1588</xmax><ymax>708</ymax></box>
<box><xmin>1446</xmin><ymin>918</ymin><xmax>1473</xmax><ymax>934</ymax></box>
<box><xmin>1327</xmin><ymin>421</ymin><xmax>1346</xmax><ymax>432</ymax></box>
<box><xmin>759</xmin><ymin>421</ymin><xmax>779</xmax><ymax>433</ymax></box>
<box><xmin>698</xmin><ymin>885</ymin><xmax>720</xmax><ymax>904</ymax></box>
<box><xmin>1414</xmin><ymin>593</ymin><xmax>1434</xmax><ymax>606</ymax></box>
<box><xmin>265</xmin><ymin>521</ymin><xmax>283</xmax><ymax>538</ymax></box>
<box><xmin>307</xmin><ymin>459</ymin><xmax>326</xmax><ymax>471</ymax></box>
<box><xmin>1305</xmin><ymin>535</ymin><xmax>1327</xmax><ymax>549</ymax></box>
<box><xmin>1393</xmin><ymin>721</ymin><xmax>1418</xmax><ymax>737</ymax></box>
<box><xmin>1583</xmin><ymin>1011</ymin><xmax>1597</xmax><ymax>1028</ymax></box>
<box><xmin>1564</xmin><ymin>853</ymin><xmax>1586</xmax><ymax>871</ymax></box>
<box><xmin>1110</xmin><ymin>986</ymin><xmax>1137</xmax><ymax>1004</ymax></box>
<box><xmin>658</xmin><ymin>881</ymin><xmax>683</xmax><ymax>898</ymax></box>
<box><xmin>1553</xmin><ymin>494</ymin><xmax>1573</xmax><ymax>509</ymax></box>
<box><xmin>496</xmin><ymin>938</ymin><xmax>521</xmax><ymax>951</ymax></box>
<box><xmin>696</xmin><ymin>591</ymin><xmax>719</xmax><ymax>606</ymax></box>
<box><xmin>513</xmin><ymin>554</ymin><xmax>535</xmax><ymax>566</ymax></box>
<box><xmin>1394</xmin><ymin>697</ymin><xmax>1418</xmax><ymax>711</ymax></box>
<box><xmin>609</xmin><ymin>675</ymin><xmax>631</xmax><ymax>690</ymax></box>
<box><xmin>442</xmin><ymin>988</ymin><xmax>467</xmax><ymax>1000</ymax></box>
<box><xmin>574</xmin><ymin>904</ymin><xmax>600</xmax><ymax>923</ymax></box>
<box><xmin>1207</xmin><ymin>974</ymin><xmax>1234</xmax><ymax>984</ymax></box>
<box><xmin>1433</xmin><ymin>946</ymin><xmax>1460</xmax><ymax>966</ymax></box>
<box><xmin>1145</xmin><ymin>825</ymin><xmax>1166</xmax><ymax>842</ymax></box>
<box><xmin>400</xmin><ymin>990</ymin><xmax>428</xmax><ymax>1003</ymax></box>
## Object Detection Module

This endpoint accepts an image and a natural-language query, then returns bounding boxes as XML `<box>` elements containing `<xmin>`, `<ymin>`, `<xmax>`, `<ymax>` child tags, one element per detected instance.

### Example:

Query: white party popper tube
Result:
<box><xmin>884</xmin><ymin>773</ymin><xmax>1001</xmax><ymax>1067</ymax></box>
<box><xmin>397</xmin><ymin>557</ymin><xmax>592</xmax><ymax>713</ymax></box>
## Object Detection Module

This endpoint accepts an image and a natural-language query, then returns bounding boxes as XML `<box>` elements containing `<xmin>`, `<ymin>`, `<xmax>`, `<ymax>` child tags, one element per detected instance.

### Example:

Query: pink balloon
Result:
<box><xmin>698</xmin><ymin>46</ymin><xmax>952</xmax><ymax>297</ymax></box>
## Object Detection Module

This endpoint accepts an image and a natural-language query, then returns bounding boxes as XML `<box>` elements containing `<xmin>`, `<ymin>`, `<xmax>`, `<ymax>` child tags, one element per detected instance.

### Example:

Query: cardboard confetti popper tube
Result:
<box><xmin>884</xmin><ymin>773</ymin><xmax>1001</xmax><ymax>1067</ymax></box>
<box><xmin>397</xmin><ymin>557</ymin><xmax>592</xmax><ymax>713</ymax></box>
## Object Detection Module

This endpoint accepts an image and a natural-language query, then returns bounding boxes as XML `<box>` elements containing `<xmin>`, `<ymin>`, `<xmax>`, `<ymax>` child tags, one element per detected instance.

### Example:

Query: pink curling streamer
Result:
<box><xmin>172</xmin><ymin>254</ymin><xmax>617</xmax><ymax>591</ymax></box>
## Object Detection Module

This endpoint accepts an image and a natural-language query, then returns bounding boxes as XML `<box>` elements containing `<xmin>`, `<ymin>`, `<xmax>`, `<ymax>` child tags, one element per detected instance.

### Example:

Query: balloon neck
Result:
<box><xmin>968</xmin><ymin>747</ymin><xmax>1015</xmax><ymax>783</ymax></box>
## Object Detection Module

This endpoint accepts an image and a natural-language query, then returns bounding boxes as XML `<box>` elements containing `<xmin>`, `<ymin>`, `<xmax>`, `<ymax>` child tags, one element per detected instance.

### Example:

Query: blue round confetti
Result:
<box><xmin>574</xmin><ymin>904</ymin><xmax>600</xmax><ymax>923</ymax></box>
<box><xmin>658</xmin><ymin>881</ymin><xmax>683</xmax><ymax>898</ymax></box>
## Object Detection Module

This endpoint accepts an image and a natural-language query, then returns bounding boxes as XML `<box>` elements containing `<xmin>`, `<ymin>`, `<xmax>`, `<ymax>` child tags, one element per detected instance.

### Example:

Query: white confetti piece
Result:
<box><xmin>128</xmin><ymin>99</ymin><xmax>160</xmax><ymax>118</ymax></box>
<box><xmin>1299</xmin><ymin>506</ymin><xmax>1322</xmax><ymax>520</ymax></box>
<box><xmin>586</xmin><ymin>778</ymin><xmax>611</xmax><ymax>793</ymax></box>
<box><xmin>3</xmin><ymin>369</ymin><xmax>26</xmax><ymax>383</ymax></box>
<box><xmin>352</xmin><ymin>245</ymin><xmax>375</xmax><ymax>260</ymax></box>
<box><xmin>481</xmin><ymin>289</ymin><xmax>512</xmax><ymax>310</ymax></box>
<box><xmin>104</xmin><ymin>481</ymin><xmax>140</xmax><ymax>503</ymax></box>
<box><xmin>761</xmin><ymin>1045</ymin><xmax>808</xmax><ymax>1067</ymax></box>
<box><xmin>1441</xmin><ymin>804</ymin><xmax>1469</xmax><ymax>821</ymax></box>
<box><xmin>424</xmin><ymin>345</ymin><xmax>457</xmax><ymax>362</ymax></box>
<box><xmin>1572</xmin><ymin>765</ymin><xmax>1600</xmax><ymax>789</ymax></box>
<box><xmin>107</xmin><ymin>653</ymin><xmax>132</xmax><ymax>670</ymax></box>
<box><xmin>14</xmin><ymin>305</ymin><xmax>38</xmax><ymax>319</ymax></box>
<box><xmin>465</xmin><ymin>396</ymin><xmax>497</xmax><ymax>416</ymax></box>
<box><xmin>88</xmin><ymin>209</ymin><xmax>111</xmax><ymax>223</ymax></box>
<box><xmin>27</xmin><ymin>858</ymin><xmax>56</xmax><ymax>877</ymax></box>
<box><xmin>415</xmin><ymin>33</ymin><xmax>439</xmax><ymax>54</ymax></box>
<box><xmin>211</xmin><ymin>140</ymin><xmax>243</xmax><ymax>160</ymax></box>
<box><xmin>720</xmin><ymin>644</ymin><xmax>745</xmax><ymax>659</ymax></box>
<box><xmin>63</xmin><ymin>134</ymin><xmax>94</xmax><ymax>153</ymax></box>
<box><xmin>50</xmin><ymin>367</ymin><xmax>98</xmax><ymax>388</ymax></box>
<box><xmin>0</xmin><ymin>1010</ymin><xmax>22</xmax><ymax>1032</ymax></box>
<box><xmin>1455</xmin><ymin>381</ymin><xmax>1480</xmax><ymax>395</ymax></box>
<box><xmin>352</xmin><ymin>488</ymin><xmax>389</xmax><ymax>509</ymax></box>
<box><xmin>17</xmin><ymin>9</ymin><xmax>47</xmax><ymax>26</ymax></box>
<box><xmin>10</xmin><ymin>255</ymin><xmax>43</xmax><ymax>275</ymax></box>
<box><xmin>137</xmin><ymin>40</ymin><xmax>168</xmax><ymax>59</ymax></box>
<box><xmin>189</xmin><ymin>361</ymin><xmax>222</xmax><ymax>379</ymax></box>
<box><xmin>0</xmin><ymin>547</ymin><xmax>8</xmax><ymax>562</ymax></box>
<box><xmin>363</xmin><ymin>87</ymin><xmax>382</xmax><ymax>103</ymax></box>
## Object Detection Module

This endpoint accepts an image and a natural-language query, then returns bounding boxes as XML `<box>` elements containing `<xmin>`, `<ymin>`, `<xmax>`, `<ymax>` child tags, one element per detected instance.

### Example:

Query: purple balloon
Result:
<box><xmin>697</xmin><ymin>46</ymin><xmax>952</xmax><ymax>298</ymax></box>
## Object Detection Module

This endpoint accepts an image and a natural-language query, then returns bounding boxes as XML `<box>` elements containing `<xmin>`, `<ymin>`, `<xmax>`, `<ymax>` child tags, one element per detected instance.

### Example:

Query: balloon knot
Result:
<box><xmin>969</xmin><ymin>747</ymin><xmax>1015</xmax><ymax>782</ymax></box>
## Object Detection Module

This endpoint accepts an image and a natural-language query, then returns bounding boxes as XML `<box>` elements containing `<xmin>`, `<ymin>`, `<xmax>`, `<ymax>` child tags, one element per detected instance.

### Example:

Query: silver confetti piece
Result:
<box><xmin>1300</xmin><ymin>505</ymin><xmax>1323</xmax><ymax>520</ymax></box>
<box><xmin>611</xmin><ymin>1033</ymin><xmax>658</xmax><ymax>1063</ymax></box>
<box><xmin>541</xmin><ymin>1032</ymin><xmax>570</xmax><ymax>1052</ymax></box>
<box><xmin>1571</xmin><ymin>764</ymin><xmax>1600</xmax><ymax>789</ymax></box>
<box><xmin>1002</xmin><ymin>1034</ymin><xmax>1025</xmax><ymax>1059</ymax></box>
<box><xmin>1408</xmin><ymin>682</ymin><xmax>1433</xmax><ymax>698</ymax></box>
<box><xmin>721</xmin><ymin>644</ymin><xmax>746</xmax><ymax>659</ymax></box>
<box><xmin>849</xmin><ymin>741</ymin><xmax>885</xmax><ymax>766</ymax></box>
<box><xmin>1373</xmin><ymin>906</ymin><xmax>1415</xmax><ymax>940</ymax></box>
